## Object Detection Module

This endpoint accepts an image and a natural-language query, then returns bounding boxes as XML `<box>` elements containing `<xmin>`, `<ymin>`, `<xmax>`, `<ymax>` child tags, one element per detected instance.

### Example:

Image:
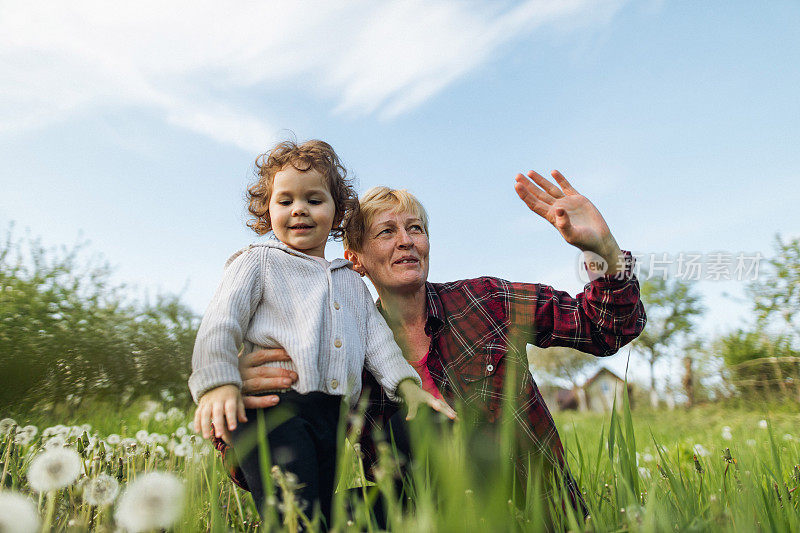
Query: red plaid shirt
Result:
<box><xmin>217</xmin><ymin>252</ymin><xmax>646</xmax><ymax>505</ymax></box>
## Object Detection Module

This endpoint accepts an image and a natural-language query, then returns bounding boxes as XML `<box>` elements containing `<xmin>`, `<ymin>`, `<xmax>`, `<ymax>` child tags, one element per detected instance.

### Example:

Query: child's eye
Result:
<box><xmin>309</xmin><ymin>199</ymin><xmax>322</xmax><ymax>205</ymax></box>
<box><xmin>278</xmin><ymin>200</ymin><xmax>291</xmax><ymax>206</ymax></box>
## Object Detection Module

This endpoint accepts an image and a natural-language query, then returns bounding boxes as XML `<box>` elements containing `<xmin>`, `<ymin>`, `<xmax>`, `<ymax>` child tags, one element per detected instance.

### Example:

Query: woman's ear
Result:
<box><xmin>344</xmin><ymin>249</ymin><xmax>365</xmax><ymax>276</ymax></box>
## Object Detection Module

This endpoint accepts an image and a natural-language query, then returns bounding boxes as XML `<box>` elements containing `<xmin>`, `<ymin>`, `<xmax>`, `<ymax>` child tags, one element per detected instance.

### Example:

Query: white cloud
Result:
<box><xmin>0</xmin><ymin>0</ymin><xmax>625</xmax><ymax>150</ymax></box>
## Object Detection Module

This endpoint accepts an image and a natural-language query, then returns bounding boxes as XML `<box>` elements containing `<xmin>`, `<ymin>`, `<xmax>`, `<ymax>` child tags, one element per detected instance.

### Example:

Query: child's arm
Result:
<box><xmin>397</xmin><ymin>378</ymin><xmax>457</xmax><ymax>421</ymax></box>
<box><xmin>357</xmin><ymin>281</ymin><xmax>457</xmax><ymax>419</ymax></box>
<box><xmin>189</xmin><ymin>247</ymin><xmax>264</xmax><ymax>404</ymax></box>
<box><xmin>194</xmin><ymin>384</ymin><xmax>247</xmax><ymax>440</ymax></box>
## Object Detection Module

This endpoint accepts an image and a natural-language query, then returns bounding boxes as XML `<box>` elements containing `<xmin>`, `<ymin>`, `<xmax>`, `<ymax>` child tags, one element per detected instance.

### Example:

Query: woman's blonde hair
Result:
<box><xmin>344</xmin><ymin>186</ymin><xmax>429</xmax><ymax>251</ymax></box>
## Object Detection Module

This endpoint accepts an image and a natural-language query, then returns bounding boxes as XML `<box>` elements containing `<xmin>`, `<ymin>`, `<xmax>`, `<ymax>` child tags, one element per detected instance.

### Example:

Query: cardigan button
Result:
<box><xmin>331</xmin><ymin>379</ymin><xmax>339</xmax><ymax>390</ymax></box>
<box><xmin>334</xmin><ymin>339</ymin><xmax>342</xmax><ymax>348</ymax></box>
<box><xmin>334</xmin><ymin>302</ymin><xmax>341</xmax><ymax>310</ymax></box>
<box><xmin>486</xmin><ymin>364</ymin><xmax>494</xmax><ymax>373</ymax></box>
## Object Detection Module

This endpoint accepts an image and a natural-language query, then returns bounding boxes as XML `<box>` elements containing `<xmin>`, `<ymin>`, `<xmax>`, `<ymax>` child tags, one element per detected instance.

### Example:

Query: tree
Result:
<box><xmin>527</xmin><ymin>345</ymin><xmax>597</xmax><ymax>411</ymax></box>
<box><xmin>0</xmin><ymin>226</ymin><xmax>199</xmax><ymax>415</ymax></box>
<box><xmin>747</xmin><ymin>234</ymin><xmax>800</xmax><ymax>341</ymax></box>
<box><xmin>634</xmin><ymin>276</ymin><xmax>704</xmax><ymax>408</ymax></box>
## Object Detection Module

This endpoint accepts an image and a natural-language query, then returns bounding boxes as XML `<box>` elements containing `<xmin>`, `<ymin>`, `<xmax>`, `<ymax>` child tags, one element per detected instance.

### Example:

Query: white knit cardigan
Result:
<box><xmin>188</xmin><ymin>240</ymin><xmax>421</xmax><ymax>406</ymax></box>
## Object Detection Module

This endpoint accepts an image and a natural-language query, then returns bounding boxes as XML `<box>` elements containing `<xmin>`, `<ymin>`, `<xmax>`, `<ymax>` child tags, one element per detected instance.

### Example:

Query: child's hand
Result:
<box><xmin>397</xmin><ymin>379</ymin><xmax>457</xmax><ymax>421</ymax></box>
<box><xmin>194</xmin><ymin>384</ymin><xmax>247</xmax><ymax>441</ymax></box>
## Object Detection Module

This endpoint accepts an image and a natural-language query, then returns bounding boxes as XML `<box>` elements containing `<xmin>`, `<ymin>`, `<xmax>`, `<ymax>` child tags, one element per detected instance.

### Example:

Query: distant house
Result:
<box><xmin>535</xmin><ymin>367</ymin><xmax>633</xmax><ymax>413</ymax></box>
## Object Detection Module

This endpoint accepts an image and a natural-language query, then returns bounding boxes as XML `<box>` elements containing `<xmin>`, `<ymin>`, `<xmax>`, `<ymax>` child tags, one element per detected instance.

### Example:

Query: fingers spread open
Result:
<box><xmin>514</xmin><ymin>181</ymin><xmax>551</xmax><ymax>219</ymax></box>
<box><xmin>551</xmin><ymin>170</ymin><xmax>578</xmax><ymax>194</ymax></box>
<box><xmin>527</xmin><ymin>170</ymin><xmax>564</xmax><ymax>199</ymax></box>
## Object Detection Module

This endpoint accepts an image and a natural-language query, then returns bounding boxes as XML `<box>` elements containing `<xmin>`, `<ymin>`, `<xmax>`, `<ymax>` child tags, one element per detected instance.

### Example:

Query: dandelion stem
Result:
<box><xmin>41</xmin><ymin>491</ymin><xmax>57</xmax><ymax>532</ymax></box>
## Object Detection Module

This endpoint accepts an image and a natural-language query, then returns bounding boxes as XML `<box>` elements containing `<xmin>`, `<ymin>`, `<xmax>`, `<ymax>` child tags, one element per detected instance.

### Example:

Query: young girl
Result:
<box><xmin>188</xmin><ymin>139</ymin><xmax>454</xmax><ymax>526</ymax></box>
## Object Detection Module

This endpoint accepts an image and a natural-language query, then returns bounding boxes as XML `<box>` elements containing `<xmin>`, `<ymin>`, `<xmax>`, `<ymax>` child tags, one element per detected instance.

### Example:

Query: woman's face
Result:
<box><xmin>346</xmin><ymin>209</ymin><xmax>430</xmax><ymax>295</ymax></box>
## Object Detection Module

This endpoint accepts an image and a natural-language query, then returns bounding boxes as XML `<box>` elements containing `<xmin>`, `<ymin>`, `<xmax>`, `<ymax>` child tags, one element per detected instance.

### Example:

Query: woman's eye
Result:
<box><xmin>409</xmin><ymin>225</ymin><xmax>423</xmax><ymax>232</ymax></box>
<box><xmin>377</xmin><ymin>228</ymin><xmax>391</xmax><ymax>236</ymax></box>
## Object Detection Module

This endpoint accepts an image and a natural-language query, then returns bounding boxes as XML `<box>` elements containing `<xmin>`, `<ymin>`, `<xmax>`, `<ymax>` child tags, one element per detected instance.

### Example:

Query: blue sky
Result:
<box><xmin>1</xmin><ymin>1</ymin><xmax>798</xmax><ymax>386</ymax></box>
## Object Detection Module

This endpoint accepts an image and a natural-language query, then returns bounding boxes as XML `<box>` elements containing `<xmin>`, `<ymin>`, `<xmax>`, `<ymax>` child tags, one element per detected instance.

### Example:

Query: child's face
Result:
<box><xmin>268</xmin><ymin>166</ymin><xmax>336</xmax><ymax>258</ymax></box>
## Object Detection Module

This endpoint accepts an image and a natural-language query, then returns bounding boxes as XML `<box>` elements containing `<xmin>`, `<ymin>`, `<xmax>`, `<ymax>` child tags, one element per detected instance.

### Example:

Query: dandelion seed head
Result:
<box><xmin>115</xmin><ymin>472</ymin><xmax>183</xmax><ymax>533</ymax></box>
<box><xmin>173</xmin><ymin>443</ymin><xmax>192</xmax><ymax>458</ymax></box>
<box><xmin>0</xmin><ymin>418</ymin><xmax>17</xmax><ymax>435</ymax></box>
<box><xmin>783</xmin><ymin>434</ymin><xmax>793</xmax><ymax>442</ymax></box>
<box><xmin>138</xmin><ymin>411</ymin><xmax>151</xmax><ymax>422</ymax></box>
<box><xmin>166</xmin><ymin>407</ymin><xmax>182</xmax><ymax>420</ymax></box>
<box><xmin>106</xmin><ymin>434</ymin><xmax>121</xmax><ymax>445</ymax></box>
<box><xmin>758</xmin><ymin>419</ymin><xmax>768</xmax><ymax>429</ymax></box>
<box><xmin>44</xmin><ymin>435</ymin><xmax>67</xmax><ymax>450</ymax></box>
<box><xmin>693</xmin><ymin>444</ymin><xmax>710</xmax><ymax>458</ymax></box>
<box><xmin>0</xmin><ymin>492</ymin><xmax>40</xmax><ymax>533</ymax></box>
<box><xmin>154</xmin><ymin>412</ymin><xmax>166</xmax><ymax>423</ymax></box>
<box><xmin>83</xmin><ymin>473</ymin><xmax>120</xmax><ymax>506</ymax></box>
<box><xmin>135</xmin><ymin>430</ymin><xmax>150</xmax><ymax>443</ymax></box>
<box><xmin>28</xmin><ymin>447</ymin><xmax>82</xmax><ymax>492</ymax></box>
<box><xmin>174</xmin><ymin>427</ymin><xmax>187</xmax><ymax>439</ymax></box>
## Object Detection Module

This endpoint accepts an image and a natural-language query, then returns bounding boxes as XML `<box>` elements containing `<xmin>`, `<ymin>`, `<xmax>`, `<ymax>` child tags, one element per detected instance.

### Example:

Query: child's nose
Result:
<box><xmin>291</xmin><ymin>203</ymin><xmax>308</xmax><ymax>216</ymax></box>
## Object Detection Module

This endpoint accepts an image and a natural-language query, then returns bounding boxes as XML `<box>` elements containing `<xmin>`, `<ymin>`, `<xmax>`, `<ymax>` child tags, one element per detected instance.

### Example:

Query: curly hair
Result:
<box><xmin>246</xmin><ymin>139</ymin><xmax>359</xmax><ymax>240</ymax></box>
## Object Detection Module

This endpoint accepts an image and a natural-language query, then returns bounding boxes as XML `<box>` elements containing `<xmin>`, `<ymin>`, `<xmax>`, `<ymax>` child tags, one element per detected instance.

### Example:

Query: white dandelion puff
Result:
<box><xmin>721</xmin><ymin>426</ymin><xmax>733</xmax><ymax>441</ymax></box>
<box><xmin>154</xmin><ymin>446</ymin><xmax>166</xmax><ymax>458</ymax></box>
<box><xmin>115</xmin><ymin>472</ymin><xmax>184</xmax><ymax>532</ymax></box>
<box><xmin>758</xmin><ymin>419</ymin><xmax>768</xmax><ymax>429</ymax></box>
<box><xmin>138</xmin><ymin>411</ymin><xmax>151</xmax><ymax>422</ymax></box>
<box><xmin>154</xmin><ymin>412</ymin><xmax>166</xmax><ymax>423</ymax></box>
<box><xmin>166</xmin><ymin>407</ymin><xmax>182</xmax><ymax>420</ymax></box>
<box><xmin>44</xmin><ymin>435</ymin><xmax>67</xmax><ymax>450</ymax></box>
<box><xmin>135</xmin><ymin>430</ymin><xmax>150</xmax><ymax>443</ymax></box>
<box><xmin>186</xmin><ymin>422</ymin><xmax>196</xmax><ymax>433</ymax></box>
<box><xmin>28</xmin><ymin>447</ymin><xmax>82</xmax><ymax>492</ymax></box>
<box><xmin>83</xmin><ymin>473</ymin><xmax>120</xmax><ymax>507</ymax></box>
<box><xmin>0</xmin><ymin>418</ymin><xmax>16</xmax><ymax>435</ymax></box>
<box><xmin>693</xmin><ymin>444</ymin><xmax>710</xmax><ymax>458</ymax></box>
<box><xmin>173</xmin><ymin>443</ymin><xmax>192</xmax><ymax>458</ymax></box>
<box><xmin>782</xmin><ymin>433</ymin><xmax>793</xmax><ymax>442</ymax></box>
<box><xmin>0</xmin><ymin>492</ymin><xmax>40</xmax><ymax>533</ymax></box>
<box><xmin>107</xmin><ymin>434</ymin><xmax>121</xmax><ymax>445</ymax></box>
<box><xmin>174</xmin><ymin>427</ymin><xmax>187</xmax><ymax>439</ymax></box>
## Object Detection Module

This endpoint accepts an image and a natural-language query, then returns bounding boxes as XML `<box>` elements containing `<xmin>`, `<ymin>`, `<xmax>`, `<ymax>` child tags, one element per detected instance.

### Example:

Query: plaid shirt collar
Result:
<box><xmin>375</xmin><ymin>282</ymin><xmax>445</xmax><ymax>337</ymax></box>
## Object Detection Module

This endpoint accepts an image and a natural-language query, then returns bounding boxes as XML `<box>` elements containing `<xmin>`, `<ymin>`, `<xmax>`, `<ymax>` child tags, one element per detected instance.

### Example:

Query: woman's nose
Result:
<box><xmin>396</xmin><ymin>229</ymin><xmax>414</xmax><ymax>248</ymax></box>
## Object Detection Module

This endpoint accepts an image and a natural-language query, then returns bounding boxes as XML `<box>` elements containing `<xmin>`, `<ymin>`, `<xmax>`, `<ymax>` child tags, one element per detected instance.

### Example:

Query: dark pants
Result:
<box><xmin>231</xmin><ymin>391</ymin><xmax>342</xmax><ymax>529</ymax></box>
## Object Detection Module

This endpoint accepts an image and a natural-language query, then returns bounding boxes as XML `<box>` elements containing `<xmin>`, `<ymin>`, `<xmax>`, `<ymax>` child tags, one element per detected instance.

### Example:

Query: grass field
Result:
<box><xmin>2</xmin><ymin>397</ymin><xmax>799</xmax><ymax>532</ymax></box>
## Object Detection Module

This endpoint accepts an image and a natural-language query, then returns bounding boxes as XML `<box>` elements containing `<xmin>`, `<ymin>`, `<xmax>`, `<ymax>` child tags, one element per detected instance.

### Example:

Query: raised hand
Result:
<box><xmin>514</xmin><ymin>170</ymin><xmax>621</xmax><ymax>268</ymax></box>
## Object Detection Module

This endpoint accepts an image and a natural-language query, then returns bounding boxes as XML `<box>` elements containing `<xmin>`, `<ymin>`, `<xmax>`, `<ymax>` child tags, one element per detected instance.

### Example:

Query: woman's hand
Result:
<box><xmin>397</xmin><ymin>379</ymin><xmax>457</xmax><ymax>421</ymax></box>
<box><xmin>514</xmin><ymin>169</ymin><xmax>623</xmax><ymax>276</ymax></box>
<box><xmin>239</xmin><ymin>348</ymin><xmax>298</xmax><ymax>409</ymax></box>
<box><xmin>194</xmin><ymin>384</ymin><xmax>246</xmax><ymax>441</ymax></box>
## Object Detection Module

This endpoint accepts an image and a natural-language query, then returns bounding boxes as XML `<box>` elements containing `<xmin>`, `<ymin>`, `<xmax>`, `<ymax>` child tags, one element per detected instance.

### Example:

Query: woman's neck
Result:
<box><xmin>378</xmin><ymin>284</ymin><xmax>427</xmax><ymax>330</ymax></box>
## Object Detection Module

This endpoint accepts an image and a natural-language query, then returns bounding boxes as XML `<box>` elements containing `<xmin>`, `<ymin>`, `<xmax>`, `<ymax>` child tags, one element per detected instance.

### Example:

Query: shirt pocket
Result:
<box><xmin>456</xmin><ymin>344</ymin><xmax>506</xmax><ymax>415</ymax></box>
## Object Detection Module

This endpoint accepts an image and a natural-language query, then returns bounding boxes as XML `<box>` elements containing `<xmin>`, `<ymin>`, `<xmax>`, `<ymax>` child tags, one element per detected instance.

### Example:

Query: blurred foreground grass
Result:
<box><xmin>2</xmin><ymin>398</ymin><xmax>800</xmax><ymax>531</ymax></box>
